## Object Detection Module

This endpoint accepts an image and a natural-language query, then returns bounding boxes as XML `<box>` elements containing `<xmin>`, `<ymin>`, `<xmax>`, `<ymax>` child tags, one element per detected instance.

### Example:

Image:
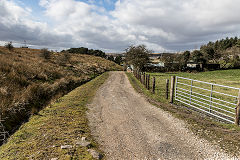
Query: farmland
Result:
<box><xmin>145</xmin><ymin>69</ymin><xmax>240</xmax><ymax>103</ymax></box>
<box><xmin>131</xmin><ymin>70</ymin><xmax>240</xmax><ymax>123</ymax></box>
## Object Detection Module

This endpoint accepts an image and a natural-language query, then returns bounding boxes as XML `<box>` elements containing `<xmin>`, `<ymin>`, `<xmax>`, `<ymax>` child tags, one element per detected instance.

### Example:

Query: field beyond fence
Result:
<box><xmin>132</xmin><ymin>69</ymin><xmax>240</xmax><ymax>125</ymax></box>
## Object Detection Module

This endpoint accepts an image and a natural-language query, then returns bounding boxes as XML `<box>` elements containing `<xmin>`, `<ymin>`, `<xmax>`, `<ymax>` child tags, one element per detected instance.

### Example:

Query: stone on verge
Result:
<box><xmin>87</xmin><ymin>149</ymin><xmax>103</xmax><ymax>160</ymax></box>
<box><xmin>61</xmin><ymin>145</ymin><xmax>73</xmax><ymax>149</ymax></box>
<box><xmin>76</xmin><ymin>140</ymin><xmax>91</xmax><ymax>147</ymax></box>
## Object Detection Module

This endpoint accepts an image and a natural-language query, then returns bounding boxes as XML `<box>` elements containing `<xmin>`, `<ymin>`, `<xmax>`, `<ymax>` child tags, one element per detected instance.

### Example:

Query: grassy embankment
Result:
<box><xmin>126</xmin><ymin>70</ymin><xmax>240</xmax><ymax>157</ymax></box>
<box><xmin>0</xmin><ymin>72</ymin><xmax>110</xmax><ymax>159</ymax></box>
<box><xmin>0</xmin><ymin>46</ymin><xmax>122</xmax><ymax>143</ymax></box>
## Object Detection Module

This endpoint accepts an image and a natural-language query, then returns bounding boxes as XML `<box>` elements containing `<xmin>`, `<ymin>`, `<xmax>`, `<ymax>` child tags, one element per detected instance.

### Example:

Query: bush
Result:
<box><xmin>57</xmin><ymin>52</ymin><xmax>71</xmax><ymax>66</ymax></box>
<box><xmin>40</xmin><ymin>48</ymin><xmax>51</xmax><ymax>60</ymax></box>
<box><xmin>5</xmin><ymin>42</ymin><xmax>14</xmax><ymax>51</ymax></box>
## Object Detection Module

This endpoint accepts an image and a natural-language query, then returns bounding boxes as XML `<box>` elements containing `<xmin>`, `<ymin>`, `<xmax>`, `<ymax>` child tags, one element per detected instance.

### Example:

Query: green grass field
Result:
<box><xmin>148</xmin><ymin>69</ymin><xmax>240</xmax><ymax>95</ymax></box>
<box><xmin>132</xmin><ymin>69</ymin><xmax>240</xmax><ymax>123</ymax></box>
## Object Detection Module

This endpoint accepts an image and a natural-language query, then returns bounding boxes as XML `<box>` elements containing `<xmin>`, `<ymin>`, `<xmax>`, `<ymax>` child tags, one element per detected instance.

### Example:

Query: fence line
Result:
<box><xmin>0</xmin><ymin>119</ymin><xmax>8</xmax><ymax>143</ymax></box>
<box><xmin>132</xmin><ymin>70</ymin><xmax>240</xmax><ymax>125</ymax></box>
<box><xmin>175</xmin><ymin>76</ymin><xmax>240</xmax><ymax>124</ymax></box>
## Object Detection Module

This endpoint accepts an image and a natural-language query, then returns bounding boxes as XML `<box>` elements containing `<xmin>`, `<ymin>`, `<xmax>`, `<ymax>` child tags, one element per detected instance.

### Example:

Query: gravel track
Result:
<box><xmin>87</xmin><ymin>71</ymin><xmax>234</xmax><ymax>160</ymax></box>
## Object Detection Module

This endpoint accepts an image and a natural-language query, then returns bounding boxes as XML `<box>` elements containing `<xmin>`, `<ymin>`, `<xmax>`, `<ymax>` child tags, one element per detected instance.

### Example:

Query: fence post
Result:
<box><xmin>143</xmin><ymin>73</ymin><xmax>145</xmax><ymax>85</ymax></box>
<box><xmin>143</xmin><ymin>72</ymin><xmax>146</xmax><ymax>85</ymax></box>
<box><xmin>147</xmin><ymin>74</ymin><xmax>150</xmax><ymax>90</ymax></box>
<box><xmin>166</xmin><ymin>79</ymin><xmax>169</xmax><ymax>99</ymax></box>
<box><xmin>235</xmin><ymin>90</ymin><xmax>240</xmax><ymax>125</ymax></box>
<box><xmin>145</xmin><ymin>74</ymin><xmax>148</xmax><ymax>88</ymax></box>
<box><xmin>142</xmin><ymin>73</ymin><xmax>144</xmax><ymax>84</ymax></box>
<box><xmin>152</xmin><ymin>77</ymin><xmax>155</xmax><ymax>94</ymax></box>
<box><xmin>145</xmin><ymin>74</ymin><xmax>147</xmax><ymax>88</ymax></box>
<box><xmin>170</xmin><ymin>76</ymin><xmax>176</xmax><ymax>103</ymax></box>
<box><xmin>140</xmin><ymin>73</ymin><xmax>142</xmax><ymax>84</ymax></box>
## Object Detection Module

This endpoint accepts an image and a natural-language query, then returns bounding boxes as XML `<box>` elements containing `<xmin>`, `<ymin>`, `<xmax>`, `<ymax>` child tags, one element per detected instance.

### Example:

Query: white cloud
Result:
<box><xmin>1</xmin><ymin>0</ymin><xmax>240</xmax><ymax>52</ymax></box>
<box><xmin>0</xmin><ymin>0</ymin><xmax>72</xmax><ymax>49</ymax></box>
<box><xmin>110</xmin><ymin>0</ymin><xmax>240</xmax><ymax>51</ymax></box>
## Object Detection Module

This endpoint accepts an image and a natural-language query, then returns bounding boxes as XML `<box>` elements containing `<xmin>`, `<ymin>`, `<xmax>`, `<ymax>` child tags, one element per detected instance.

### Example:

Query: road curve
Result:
<box><xmin>87</xmin><ymin>71</ymin><xmax>232</xmax><ymax>160</ymax></box>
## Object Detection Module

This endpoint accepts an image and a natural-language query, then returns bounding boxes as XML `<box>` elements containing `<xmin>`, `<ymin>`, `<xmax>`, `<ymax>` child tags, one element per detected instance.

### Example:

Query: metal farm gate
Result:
<box><xmin>175</xmin><ymin>76</ymin><xmax>240</xmax><ymax>123</ymax></box>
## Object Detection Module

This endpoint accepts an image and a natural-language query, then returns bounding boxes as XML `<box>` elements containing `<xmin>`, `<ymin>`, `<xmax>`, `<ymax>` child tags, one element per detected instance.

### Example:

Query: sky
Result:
<box><xmin>1</xmin><ymin>0</ymin><xmax>240</xmax><ymax>53</ymax></box>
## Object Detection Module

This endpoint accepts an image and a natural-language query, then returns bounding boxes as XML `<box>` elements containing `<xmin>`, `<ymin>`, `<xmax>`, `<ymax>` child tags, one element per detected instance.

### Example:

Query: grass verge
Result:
<box><xmin>0</xmin><ymin>46</ymin><xmax>122</xmax><ymax>141</ymax></box>
<box><xmin>0</xmin><ymin>72</ymin><xmax>110</xmax><ymax>160</ymax></box>
<box><xmin>126</xmin><ymin>72</ymin><xmax>240</xmax><ymax>157</ymax></box>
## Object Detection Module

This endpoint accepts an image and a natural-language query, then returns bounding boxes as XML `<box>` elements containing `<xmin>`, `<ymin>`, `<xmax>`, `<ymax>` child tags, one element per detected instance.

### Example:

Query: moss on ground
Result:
<box><xmin>0</xmin><ymin>72</ymin><xmax>110</xmax><ymax>160</ymax></box>
<box><xmin>126</xmin><ymin>72</ymin><xmax>240</xmax><ymax>157</ymax></box>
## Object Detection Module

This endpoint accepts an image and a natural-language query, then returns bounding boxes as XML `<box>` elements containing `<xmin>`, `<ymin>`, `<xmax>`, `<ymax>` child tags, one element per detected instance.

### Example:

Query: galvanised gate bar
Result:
<box><xmin>175</xmin><ymin>76</ymin><xmax>240</xmax><ymax>124</ymax></box>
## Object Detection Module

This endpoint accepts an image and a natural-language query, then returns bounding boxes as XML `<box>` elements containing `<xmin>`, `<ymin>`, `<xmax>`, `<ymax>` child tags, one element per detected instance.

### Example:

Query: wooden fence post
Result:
<box><xmin>235</xmin><ymin>90</ymin><xmax>240</xmax><ymax>125</ymax></box>
<box><xmin>166</xmin><ymin>79</ymin><xmax>169</xmax><ymax>99</ymax></box>
<box><xmin>140</xmin><ymin>72</ymin><xmax>141</xmax><ymax>83</ymax></box>
<box><xmin>145</xmin><ymin>74</ymin><xmax>148</xmax><ymax>88</ymax></box>
<box><xmin>142</xmin><ymin>73</ymin><xmax>144</xmax><ymax>84</ymax></box>
<box><xmin>170</xmin><ymin>76</ymin><xmax>176</xmax><ymax>103</ymax></box>
<box><xmin>143</xmin><ymin>72</ymin><xmax>146</xmax><ymax>85</ymax></box>
<box><xmin>152</xmin><ymin>77</ymin><xmax>155</xmax><ymax>94</ymax></box>
<box><xmin>147</xmin><ymin>74</ymin><xmax>150</xmax><ymax>90</ymax></box>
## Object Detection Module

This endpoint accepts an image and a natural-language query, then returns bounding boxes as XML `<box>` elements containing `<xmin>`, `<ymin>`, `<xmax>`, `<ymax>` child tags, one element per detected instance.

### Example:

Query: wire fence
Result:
<box><xmin>0</xmin><ymin>119</ymin><xmax>8</xmax><ymax>143</ymax></box>
<box><xmin>132</xmin><ymin>70</ymin><xmax>240</xmax><ymax>125</ymax></box>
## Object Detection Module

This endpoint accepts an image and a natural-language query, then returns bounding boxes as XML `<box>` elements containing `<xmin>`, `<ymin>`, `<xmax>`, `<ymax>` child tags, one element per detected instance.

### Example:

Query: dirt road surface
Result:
<box><xmin>87</xmin><ymin>72</ymin><xmax>233</xmax><ymax>160</ymax></box>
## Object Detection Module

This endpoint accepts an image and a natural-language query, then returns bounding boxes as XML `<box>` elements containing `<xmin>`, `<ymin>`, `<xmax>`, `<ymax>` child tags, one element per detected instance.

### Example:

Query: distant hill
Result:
<box><xmin>0</xmin><ymin>46</ymin><xmax>122</xmax><ymax>143</ymax></box>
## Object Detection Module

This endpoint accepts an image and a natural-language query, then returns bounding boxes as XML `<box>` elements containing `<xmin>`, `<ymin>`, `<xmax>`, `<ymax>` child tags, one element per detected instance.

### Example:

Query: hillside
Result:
<box><xmin>0</xmin><ymin>73</ymin><xmax>110</xmax><ymax>159</ymax></box>
<box><xmin>0</xmin><ymin>46</ymin><xmax>122</xmax><ymax>144</ymax></box>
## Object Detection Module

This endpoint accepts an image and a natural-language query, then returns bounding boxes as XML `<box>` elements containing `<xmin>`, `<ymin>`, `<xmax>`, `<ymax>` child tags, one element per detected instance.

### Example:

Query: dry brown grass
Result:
<box><xmin>0</xmin><ymin>46</ymin><xmax>122</xmax><ymax>143</ymax></box>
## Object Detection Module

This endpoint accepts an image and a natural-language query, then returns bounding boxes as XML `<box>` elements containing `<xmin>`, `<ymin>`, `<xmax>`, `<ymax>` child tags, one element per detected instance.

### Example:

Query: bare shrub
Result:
<box><xmin>4</xmin><ymin>42</ymin><xmax>14</xmax><ymax>51</ymax></box>
<box><xmin>63</xmin><ymin>52</ymin><xmax>71</xmax><ymax>62</ymax></box>
<box><xmin>40</xmin><ymin>48</ymin><xmax>51</xmax><ymax>60</ymax></box>
<box><xmin>58</xmin><ymin>52</ymin><xmax>71</xmax><ymax>66</ymax></box>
